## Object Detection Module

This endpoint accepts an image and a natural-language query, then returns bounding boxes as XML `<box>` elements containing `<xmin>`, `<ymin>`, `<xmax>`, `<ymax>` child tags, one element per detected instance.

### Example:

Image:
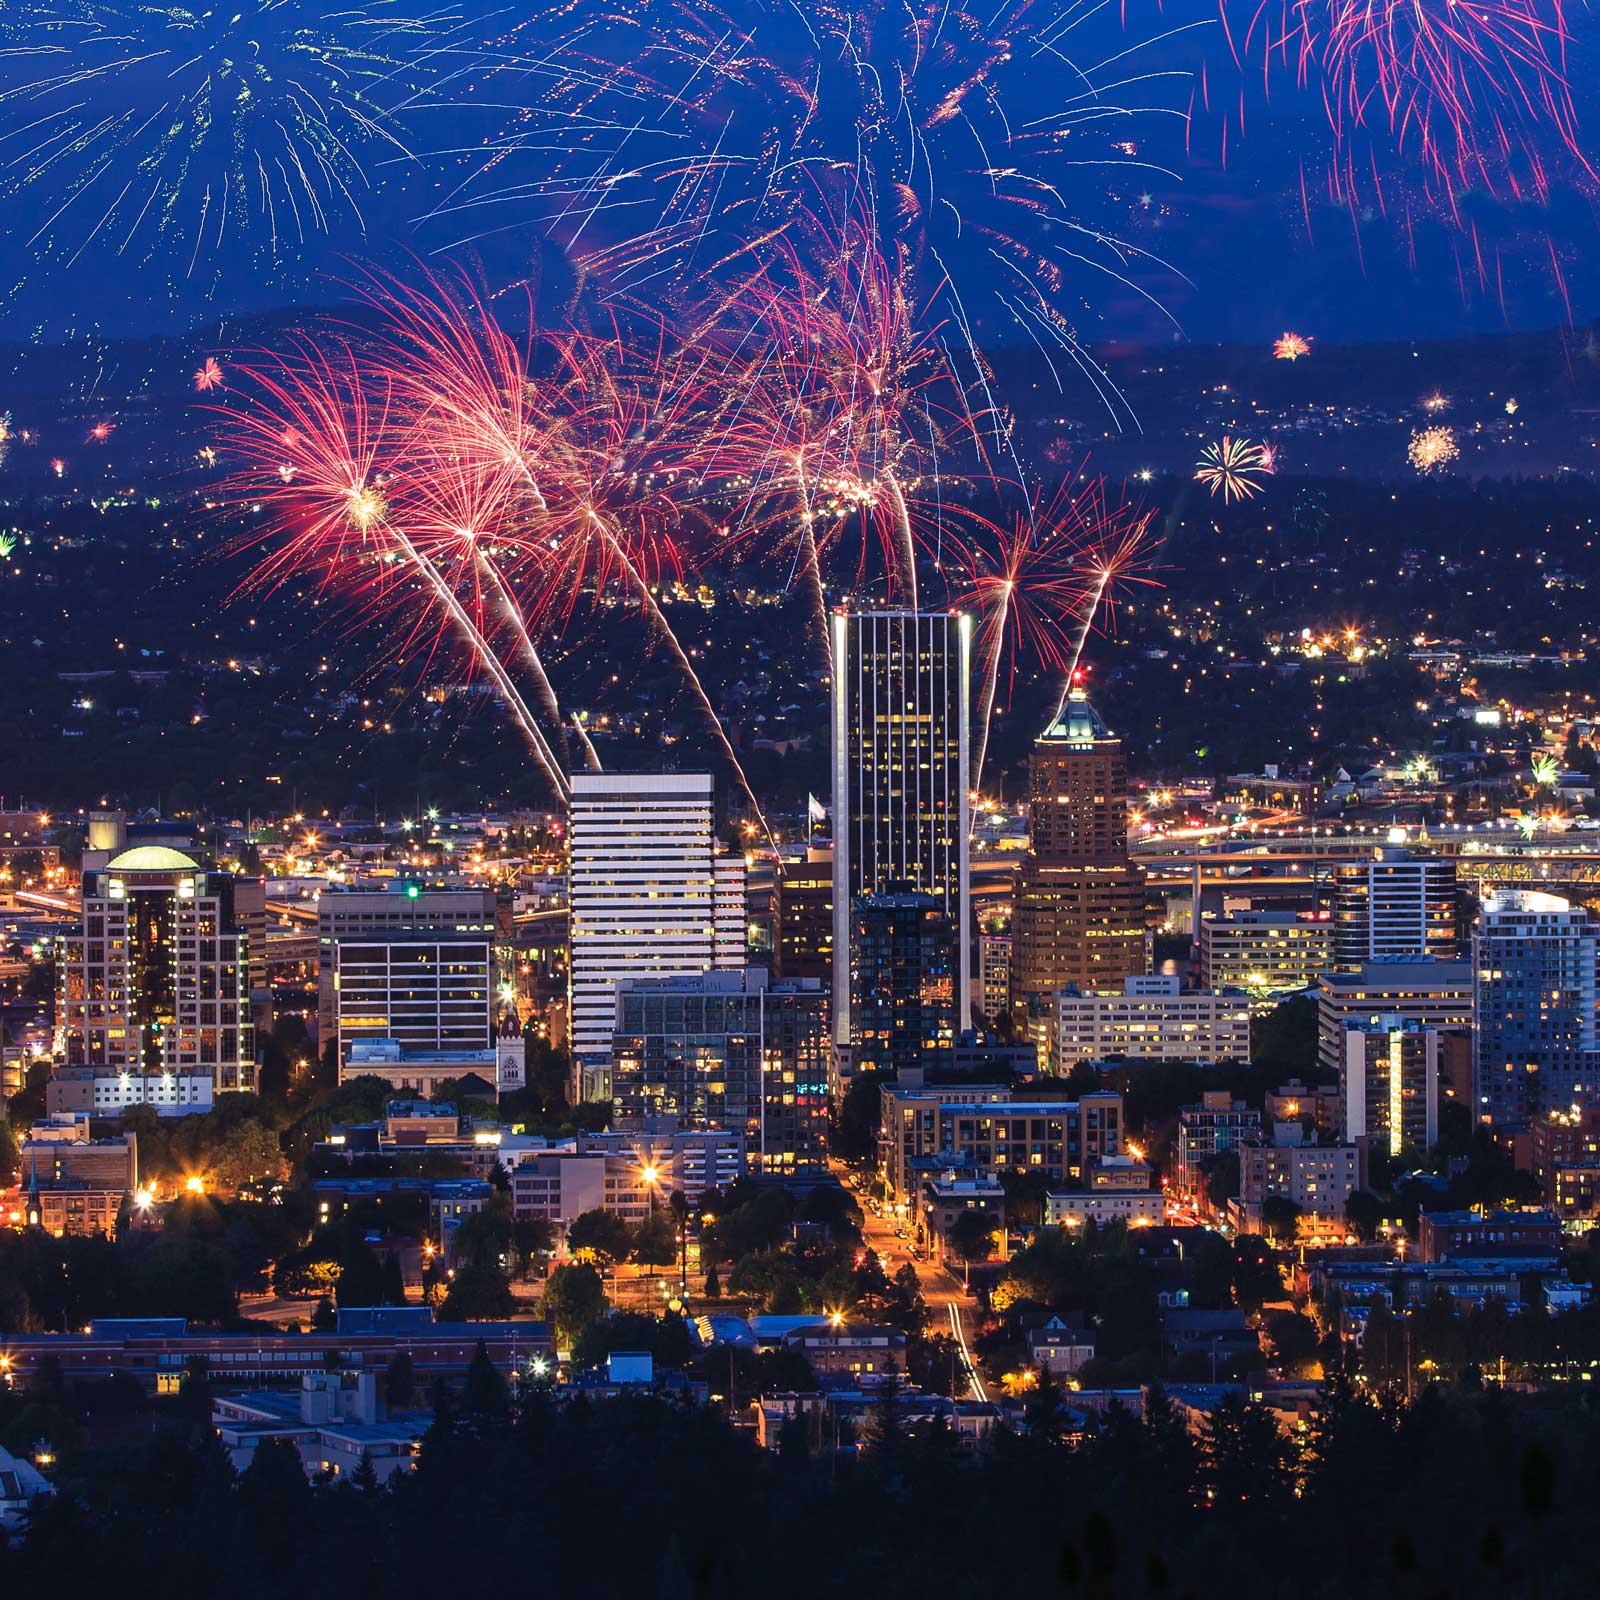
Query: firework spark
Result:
<box><xmin>1194</xmin><ymin>436</ymin><xmax>1275</xmax><ymax>502</ymax></box>
<box><xmin>1408</xmin><ymin>424</ymin><xmax>1459</xmax><ymax>473</ymax></box>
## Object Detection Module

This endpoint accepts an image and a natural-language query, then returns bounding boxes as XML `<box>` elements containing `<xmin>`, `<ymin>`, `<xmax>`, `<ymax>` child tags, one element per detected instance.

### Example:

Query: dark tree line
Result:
<box><xmin>2</xmin><ymin>1366</ymin><xmax>1596</xmax><ymax>1599</ymax></box>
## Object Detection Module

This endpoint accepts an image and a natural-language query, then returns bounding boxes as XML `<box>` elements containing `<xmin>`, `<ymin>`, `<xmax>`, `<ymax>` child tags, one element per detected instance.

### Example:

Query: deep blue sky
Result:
<box><xmin>0</xmin><ymin>0</ymin><xmax>1595</xmax><ymax>348</ymax></box>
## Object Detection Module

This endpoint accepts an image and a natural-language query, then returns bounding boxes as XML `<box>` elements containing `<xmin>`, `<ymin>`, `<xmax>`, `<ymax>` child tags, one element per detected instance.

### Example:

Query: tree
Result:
<box><xmin>437</xmin><ymin>1263</ymin><xmax>515</xmax><ymax>1322</ymax></box>
<box><xmin>831</xmin><ymin>1069</ymin><xmax>886</xmax><ymax>1163</ymax></box>
<box><xmin>566</xmin><ymin>1207</ymin><xmax>633</xmax><ymax>1265</ymax></box>
<box><xmin>1265</xmin><ymin>1309</ymin><xmax>1321</xmax><ymax>1377</ymax></box>
<box><xmin>540</xmin><ymin>1263</ymin><xmax>608</xmax><ymax>1349</ymax></box>
<box><xmin>1205</xmin><ymin>1151</ymin><xmax>1241</xmax><ymax>1214</ymax></box>
<box><xmin>1260</xmin><ymin>1195</ymin><xmax>1302</xmax><ymax>1246</ymax></box>
<box><xmin>1250</xmin><ymin>993</ymin><xmax>1318</xmax><ymax>1076</ymax></box>
<box><xmin>998</xmin><ymin>1167</ymin><xmax>1051</xmax><ymax>1230</ymax></box>
<box><xmin>0</xmin><ymin>1118</ymin><xmax>18</xmax><ymax>1187</ymax></box>
<box><xmin>461</xmin><ymin>1339</ymin><xmax>510</xmax><ymax>1417</ymax></box>
<box><xmin>384</xmin><ymin>1351</ymin><xmax>415</xmax><ymax>1409</ymax></box>
<box><xmin>630</xmin><ymin>1209</ymin><xmax>678</xmax><ymax>1274</ymax></box>
<box><xmin>1345</xmin><ymin>1188</ymin><xmax>1384</xmax><ymax>1244</ymax></box>
<box><xmin>947</xmin><ymin>1209</ymin><xmax>999</xmax><ymax>1264</ymax></box>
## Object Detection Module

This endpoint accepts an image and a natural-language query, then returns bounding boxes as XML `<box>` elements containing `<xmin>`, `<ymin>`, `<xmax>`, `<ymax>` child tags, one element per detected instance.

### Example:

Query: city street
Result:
<box><xmin>846</xmin><ymin>1174</ymin><xmax>988</xmax><ymax>1401</ymax></box>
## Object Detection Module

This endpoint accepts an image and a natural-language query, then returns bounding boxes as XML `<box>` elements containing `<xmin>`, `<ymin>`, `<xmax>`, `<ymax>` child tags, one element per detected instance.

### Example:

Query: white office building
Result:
<box><xmin>568</xmin><ymin>772</ymin><xmax>717</xmax><ymax>1094</ymax></box>
<box><xmin>1054</xmin><ymin>975</ymin><xmax>1251</xmax><ymax>1066</ymax></box>
<box><xmin>714</xmin><ymin>851</ymin><xmax>747</xmax><ymax>969</ymax></box>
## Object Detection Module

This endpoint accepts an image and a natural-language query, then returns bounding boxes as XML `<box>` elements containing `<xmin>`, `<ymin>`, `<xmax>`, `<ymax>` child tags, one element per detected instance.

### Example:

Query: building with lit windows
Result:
<box><xmin>848</xmin><ymin>895</ymin><xmax>958</xmax><ymax>1078</ymax></box>
<box><xmin>1331</xmin><ymin>848</ymin><xmax>1457</xmax><ymax>968</ymax></box>
<box><xmin>1053</xmin><ymin>975</ymin><xmax>1250</xmax><ymax>1066</ymax></box>
<box><xmin>831</xmin><ymin>611</ymin><xmax>971</xmax><ymax>1055</ymax></box>
<box><xmin>610</xmin><ymin>968</ymin><xmax>828</xmax><ymax>1172</ymax></box>
<box><xmin>1196</xmin><ymin>910</ymin><xmax>1333</xmax><ymax>1001</ymax></box>
<box><xmin>775</xmin><ymin>848</ymin><xmax>833</xmax><ymax>983</ymax></box>
<box><xmin>1175</xmin><ymin>1091</ymin><xmax>1262</xmax><ymax>1202</ymax></box>
<box><xmin>1010</xmin><ymin>692</ymin><xmax>1146</xmax><ymax>1019</ymax></box>
<box><xmin>1473</xmin><ymin>890</ymin><xmax>1600</xmax><ymax>1126</ymax></box>
<box><xmin>316</xmin><ymin>886</ymin><xmax>496</xmax><ymax>1043</ymax></box>
<box><xmin>1315</xmin><ymin>959</ymin><xmax>1474</xmax><ymax>1081</ymax></box>
<box><xmin>879</xmin><ymin>1090</ymin><xmax>1123</xmax><ymax>1209</ymax></box>
<box><xmin>977</xmin><ymin>932</ymin><xmax>1011</xmax><ymax>1024</ymax></box>
<box><xmin>1339</xmin><ymin>1016</ymin><xmax>1439</xmax><ymax>1154</ymax></box>
<box><xmin>568</xmin><ymin>772</ymin><xmax>718</xmax><ymax>1097</ymax></box>
<box><xmin>333</xmin><ymin>933</ymin><xmax>494</xmax><ymax>1064</ymax></box>
<box><xmin>1236</xmin><ymin>1131</ymin><xmax>1360</xmax><ymax>1238</ymax></box>
<box><xmin>54</xmin><ymin>847</ymin><xmax>255</xmax><ymax>1107</ymax></box>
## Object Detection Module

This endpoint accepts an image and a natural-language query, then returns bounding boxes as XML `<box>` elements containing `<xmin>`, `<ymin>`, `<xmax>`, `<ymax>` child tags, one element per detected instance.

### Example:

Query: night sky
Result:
<box><xmin>0</xmin><ymin>0</ymin><xmax>1595</xmax><ymax>349</ymax></box>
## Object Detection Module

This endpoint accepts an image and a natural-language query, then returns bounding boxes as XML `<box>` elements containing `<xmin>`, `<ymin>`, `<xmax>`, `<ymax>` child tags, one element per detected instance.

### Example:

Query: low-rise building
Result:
<box><xmin>879</xmin><ymin>1089</ymin><xmax>1123</xmax><ymax>1210</ymax></box>
<box><xmin>0</xmin><ymin>1444</ymin><xmax>54</xmax><ymax>1532</ymax></box>
<box><xmin>1532</xmin><ymin>1106</ymin><xmax>1600</xmax><ymax>1220</ymax></box>
<box><xmin>1175</xmin><ymin>1091</ymin><xmax>1261</xmax><ymax>1201</ymax></box>
<box><xmin>1053</xmin><ymin>975</ymin><xmax>1250</xmax><ymax>1065</ymax></box>
<box><xmin>920</xmin><ymin>1175</ymin><xmax>1007</xmax><ymax>1264</ymax></box>
<box><xmin>1263</xmin><ymin>1080</ymin><xmax>1342</xmax><ymax>1137</ymax></box>
<box><xmin>1045</xmin><ymin>1188</ymin><xmax>1164</xmax><ymax>1227</ymax></box>
<box><xmin>782</xmin><ymin>1322</ymin><xmax>907</xmax><ymax>1383</ymax></box>
<box><xmin>213</xmin><ymin>1373</ymin><xmax>427</xmax><ymax>1483</ymax></box>
<box><xmin>1417</xmin><ymin>1208</ymin><xmax>1561</xmax><ymax>1266</ymax></box>
<box><xmin>343</xmin><ymin>1030</ymin><xmax>525</xmax><ymax>1098</ymax></box>
<box><xmin>1027</xmin><ymin>1315</ymin><xmax>1096</xmax><ymax>1376</ymax></box>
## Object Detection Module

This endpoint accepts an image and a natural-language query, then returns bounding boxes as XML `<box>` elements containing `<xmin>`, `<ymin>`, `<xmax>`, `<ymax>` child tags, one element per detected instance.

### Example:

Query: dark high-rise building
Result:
<box><xmin>1332</xmin><ymin>848</ymin><xmax>1457</xmax><ymax>969</ymax></box>
<box><xmin>776</xmin><ymin>848</ymin><xmax>834</xmax><ymax>983</ymax></box>
<box><xmin>849</xmin><ymin>894</ymin><xmax>958</xmax><ymax>1077</ymax></box>
<box><xmin>1010</xmin><ymin>691</ymin><xmax>1145</xmax><ymax>1019</ymax></box>
<box><xmin>831</xmin><ymin>610</ymin><xmax>971</xmax><ymax>1049</ymax></box>
<box><xmin>610</xmin><ymin>968</ymin><xmax>829</xmax><ymax>1172</ymax></box>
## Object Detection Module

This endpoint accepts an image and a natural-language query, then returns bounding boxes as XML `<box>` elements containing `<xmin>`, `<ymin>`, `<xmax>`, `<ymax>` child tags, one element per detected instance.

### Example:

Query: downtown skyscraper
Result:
<box><xmin>831</xmin><ymin>610</ymin><xmax>972</xmax><ymax>1051</ymax></box>
<box><xmin>1010</xmin><ymin>689</ymin><xmax>1146</xmax><ymax>1020</ymax></box>
<box><xmin>568</xmin><ymin>772</ymin><xmax>720</xmax><ymax>1100</ymax></box>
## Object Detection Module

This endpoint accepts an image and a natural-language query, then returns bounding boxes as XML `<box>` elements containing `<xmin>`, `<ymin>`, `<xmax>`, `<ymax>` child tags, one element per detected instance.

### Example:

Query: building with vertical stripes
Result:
<box><xmin>831</xmin><ymin>610</ymin><xmax>971</xmax><ymax>1056</ymax></box>
<box><xmin>568</xmin><ymin>772</ymin><xmax>717</xmax><ymax>1097</ymax></box>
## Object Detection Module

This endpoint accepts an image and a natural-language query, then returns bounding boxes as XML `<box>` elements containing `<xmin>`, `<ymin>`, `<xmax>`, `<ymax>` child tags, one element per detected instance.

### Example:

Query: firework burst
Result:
<box><xmin>440</xmin><ymin>0</ymin><xmax>1189</xmax><ymax>432</ymax></box>
<box><xmin>1194</xmin><ymin>436</ymin><xmax>1275</xmax><ymax>502</ymax></box>
<box><xmin>1407</xmin><ymin>424</ymin><xmax>1459</xmax><ymax>473</ymax></box>
<box><xmin>0</xmin><ymin>1</ymin><xmax>454</xmax><ymax>279</ymax></box>
<box><xmin>1273</xmin><ymin>332</ymin><xmax>1312</xmax><ymax>361</ymax></box>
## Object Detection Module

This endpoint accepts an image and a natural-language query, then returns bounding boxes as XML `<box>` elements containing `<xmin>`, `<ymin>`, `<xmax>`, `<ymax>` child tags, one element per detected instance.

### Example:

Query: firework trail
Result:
<box><xmin>700</xmin><ymin>212</ymin><xmax>1001</xmax><ymax>663</ymax></box>
<box><xmin>1209</xmin><ymin>0</ymin><xmax>1592</xmax><ymax>261</ymax></box>
<box><xmin>222</xmin><ymin>340</ymin><xmax>573</xmax><ymax>802</ymax></box>
<box><xmin>956</xmin><ymin>478</ymin><xmax>1159</xmax><ymax>792</ymax></box>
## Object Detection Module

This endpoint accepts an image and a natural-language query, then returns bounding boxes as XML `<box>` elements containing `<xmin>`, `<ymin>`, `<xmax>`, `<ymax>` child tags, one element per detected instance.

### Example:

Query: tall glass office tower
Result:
<box><xmin>830</xmin><ymin>610</ymin><xmax>971</xmax><ymax>1050</ymax></box>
